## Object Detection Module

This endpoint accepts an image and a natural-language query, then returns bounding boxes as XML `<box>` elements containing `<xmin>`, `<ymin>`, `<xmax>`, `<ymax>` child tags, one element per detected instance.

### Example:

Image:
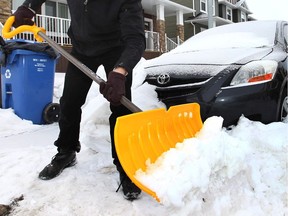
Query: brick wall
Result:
<box><xmin>156</xmin><ymin>20</ymin><xmax>166</xmax><ymax>53</ymax></box>
<box><xmin>0</xmin><ymin>0</ymin><xmax>11</xmax><ymax>24</ymax></box>
<box><xmin>177</xmin><ymin>24</ymin><xmax>184</xmax><ymax>41</ymax></box>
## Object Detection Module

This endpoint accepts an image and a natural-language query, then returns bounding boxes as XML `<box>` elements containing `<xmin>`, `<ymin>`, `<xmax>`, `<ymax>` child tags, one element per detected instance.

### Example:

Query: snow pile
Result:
<box><xmin>0</xmin><ymin>108</ymin><xmax>41</xmax><ymax>138</ymax></box>
<box><xmin>136</xmin><ymin>116</ymin><xmax>288</xmax><ymax>215</ymax></box>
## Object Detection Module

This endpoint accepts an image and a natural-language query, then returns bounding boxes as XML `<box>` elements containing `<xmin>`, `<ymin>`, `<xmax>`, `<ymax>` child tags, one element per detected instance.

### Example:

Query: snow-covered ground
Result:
<box><xmin>0</xmin><ymin>59</ymin><xmax>287</xmax><ymax>216</ymax></box>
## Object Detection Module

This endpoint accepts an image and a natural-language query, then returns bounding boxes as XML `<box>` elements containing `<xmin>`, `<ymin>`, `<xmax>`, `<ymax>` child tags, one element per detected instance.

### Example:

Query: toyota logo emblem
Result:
<box><xmin>157</xmin><ymin>73</ymin><xmax>170</xmax><ymax>85</ymax></box>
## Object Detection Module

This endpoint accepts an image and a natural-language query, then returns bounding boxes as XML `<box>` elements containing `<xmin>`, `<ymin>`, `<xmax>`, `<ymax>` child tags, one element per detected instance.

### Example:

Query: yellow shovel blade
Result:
<box><xmin>115</xmin><ymin>103</ymin><xmax>203</xmax><ymax>202</ymax></box>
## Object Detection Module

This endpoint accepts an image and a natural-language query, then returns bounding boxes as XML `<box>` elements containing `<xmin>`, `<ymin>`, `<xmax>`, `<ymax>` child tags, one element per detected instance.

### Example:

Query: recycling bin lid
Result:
<box><xmin>1</xmin><ymin>38</ymin><xmax>58</xmax><ymax>59</ymax></box>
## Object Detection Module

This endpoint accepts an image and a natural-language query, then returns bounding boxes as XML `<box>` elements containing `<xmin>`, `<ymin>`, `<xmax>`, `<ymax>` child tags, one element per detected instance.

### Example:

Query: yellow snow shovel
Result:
<box><xmin>2</xmin><ymin>16</ymin><xmax>203</xmax><ymax>202</ymax></box>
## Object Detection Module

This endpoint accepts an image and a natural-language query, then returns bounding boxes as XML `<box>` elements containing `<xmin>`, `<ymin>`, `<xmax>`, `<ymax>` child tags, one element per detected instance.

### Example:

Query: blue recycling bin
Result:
<box><xmin>1</xmin><ymin>41</ymin><xmax>58</xmax><ymax>124</ymax></box>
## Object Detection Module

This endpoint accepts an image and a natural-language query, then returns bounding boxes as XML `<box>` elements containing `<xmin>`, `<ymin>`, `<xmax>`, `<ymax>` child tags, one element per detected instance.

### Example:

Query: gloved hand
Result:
<box><xmin>12</xmin><ymin>5</ymin><xmax>35</xmax><ymax>28</ymax></box>
<box><xmin>100</xmin><ymin>71</ymin><xmax>126</xmax><ymax>106</ymax></box>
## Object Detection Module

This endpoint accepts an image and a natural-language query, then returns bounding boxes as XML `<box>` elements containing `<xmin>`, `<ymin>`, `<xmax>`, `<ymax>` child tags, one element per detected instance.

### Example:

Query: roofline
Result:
<box><xmin>218</xmin><ymin>0</ymin><xmax>252</xmax><ymax>14</ymax></box>
<box><xmin>158</xmin><ymin>0</ymin><xmax>195</xmax><ymax>14</ymax></box>
<box><xmin>142</xmin><ymin>0</ymin><xmax>195</xmax><ymax>17</ymax></box>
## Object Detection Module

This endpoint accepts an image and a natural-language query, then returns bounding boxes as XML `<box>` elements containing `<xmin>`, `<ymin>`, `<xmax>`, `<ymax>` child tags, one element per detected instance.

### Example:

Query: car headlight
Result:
<box><xmin>230</xmin><ymin>60</ymin><xmax>278</xmax><ymax>86</ymax></box>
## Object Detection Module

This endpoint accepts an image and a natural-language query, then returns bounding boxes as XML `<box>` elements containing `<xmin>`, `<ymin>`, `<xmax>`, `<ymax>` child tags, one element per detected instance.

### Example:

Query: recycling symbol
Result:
<box><xmin>5</xmin><ymin>69</ymin><xmax>11</xmax><ymax>79</ymax></box>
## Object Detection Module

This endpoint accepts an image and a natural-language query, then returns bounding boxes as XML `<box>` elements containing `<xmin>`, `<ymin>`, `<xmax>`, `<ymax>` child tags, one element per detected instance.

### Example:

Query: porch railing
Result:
<box><xmin>165</xmin><ymin>35</ymin><xmax>183</xmax><ymax>52</ymax></box>
<box><xmin>0</xmin><ymin>14</ymin><xmax>180</xmax><ymax>52</ymax></box>
<box><xmin>145</xmin><ymin>31</ymin><xmax>160</xmax><ymax>52</ymax></box>
<box><xmin>35</xmin><ymin>14</ymin><xmax>71</xmax><ymax>46</ymax></box>
<box><xmin>0</xmin><ymin>14</ymin><xmax>71</xmax><ymax>46</ymax></box>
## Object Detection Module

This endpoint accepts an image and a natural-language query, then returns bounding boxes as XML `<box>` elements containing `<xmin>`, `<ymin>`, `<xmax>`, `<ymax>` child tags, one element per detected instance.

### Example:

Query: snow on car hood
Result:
<box><xmin>144</xmin><ymin>47</ymin><xmax>272</xmax><ymax>76</ymax></box>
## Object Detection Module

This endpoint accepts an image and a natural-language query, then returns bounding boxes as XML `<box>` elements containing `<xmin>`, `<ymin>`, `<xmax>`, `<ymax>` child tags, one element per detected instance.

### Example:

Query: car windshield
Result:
<box><xmin>171</xmin><ymin>21</ymin><xmax>277</xmax><ymax>53</ymax></box>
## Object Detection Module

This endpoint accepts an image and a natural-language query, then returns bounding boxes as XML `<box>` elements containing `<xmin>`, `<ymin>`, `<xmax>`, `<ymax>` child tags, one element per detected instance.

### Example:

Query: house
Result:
<box><xmin>186</xmin><ymin>0</ymin><xmax>253</xmax><ymax>34</ymax></box>
<box><xmin>0</xmin><ymin>0</ymin><xmax>254</xmax><ymax>71</ymax></box>
<box><xmin>165</xmin><ymin>0</ymin><xmax>253</xmax><ymax>41</ymax></box>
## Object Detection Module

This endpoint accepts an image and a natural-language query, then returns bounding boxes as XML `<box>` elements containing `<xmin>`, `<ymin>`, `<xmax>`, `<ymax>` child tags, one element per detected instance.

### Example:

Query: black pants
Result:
<box><xmin>55</xmin><ymin>47</ymin><xmax>132</xmax><ymax>172</ymax></box>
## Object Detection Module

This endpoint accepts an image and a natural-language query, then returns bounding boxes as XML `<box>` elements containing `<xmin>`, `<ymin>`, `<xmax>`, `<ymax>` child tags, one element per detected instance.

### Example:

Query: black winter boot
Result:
<box><xmin>38</xmin><ymin>151</ymin><xmax>76</xmax><ymax>180</ymax></box>
<box><xmin>117</xmin><ymin>172</ymin><xmax>141</xmax><ymax>201</ymax></box>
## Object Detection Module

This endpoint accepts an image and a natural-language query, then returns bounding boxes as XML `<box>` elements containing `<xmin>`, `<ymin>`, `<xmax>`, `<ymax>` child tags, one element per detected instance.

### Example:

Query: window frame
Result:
<box><xmin>200</xmin><ymin>0</ymin><xmax>207</xmax><ymax>13</ymax></box>
<box><xmin>200</xmin><ymin>0</ymin><xmax>215</xmax><ymax>15</ymax></box>
<box><xmin>226</xmin><ymin>7</ymin><xmax>233</xmax><ymax>21</ymax></box>
<box><xmin>42</xmin><ymin>0</ymin><xmax>70</xmax><ymax>19</ymax></box>
<box><xmin>241</xmin><ymin>11</ymin><xmax>247</xmax><ymax>22</ymax></box>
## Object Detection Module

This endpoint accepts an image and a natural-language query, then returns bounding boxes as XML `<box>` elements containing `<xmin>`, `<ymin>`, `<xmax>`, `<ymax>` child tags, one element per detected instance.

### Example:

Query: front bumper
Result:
<box><xmin>161</xmin><ymin>80</ymin><xmax>281</xmax><ymax>127</ymax></box>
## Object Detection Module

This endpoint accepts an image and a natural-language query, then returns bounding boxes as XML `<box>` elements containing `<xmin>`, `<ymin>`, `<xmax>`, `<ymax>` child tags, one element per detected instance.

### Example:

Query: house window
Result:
<box><xmin>45</xmin><ymin>0</ymin><xmax>69</xmax><ymax>18</ymax></box>
<box><xmin>200</xmin><ymin>0</ymin><xmax>207</xmax><ymax>12</ymax></box>
<box><xmin>12</xmin><ymin>0</ymin><xmax>68</xmax><ymax>17</ymax></box>
<box><xmin>45</xmin><ymin>1</ymin><xmax>56</xmax><ymax>16</ymax></box>
<box><xmin>144</xmin><ymin>18</ymin><xmax>153</xmax><ymax>31</ymax></box>
<box><xmin>58</xmin><ymin>3</ymin><xmax>69</xmax><ymax>18</ymax></box>
<box><xmin>226</xmin><ymin>7</ymin><xmax>232</xmax><ymax>21</ymax></box>
<box><xmin>200</xmin><ymin>0</ymin><xmax>215</xmax><ymax>15</ymax></box>
<box><xmin>144</xmin><ymin>18</ymin><xmax>157</xmax><ymax>51</ymax></box>
<box><xmin>241</xmin><ymin>11</ymin><xmax>247</xmax><ymax>22</ymax></box>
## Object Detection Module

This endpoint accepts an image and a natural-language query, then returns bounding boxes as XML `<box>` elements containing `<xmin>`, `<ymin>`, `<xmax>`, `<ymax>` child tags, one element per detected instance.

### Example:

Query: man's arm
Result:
<box><xmin>114</xmin><ymin>0</ymin><xmax>146</xmax><ymax>75</ymax></box>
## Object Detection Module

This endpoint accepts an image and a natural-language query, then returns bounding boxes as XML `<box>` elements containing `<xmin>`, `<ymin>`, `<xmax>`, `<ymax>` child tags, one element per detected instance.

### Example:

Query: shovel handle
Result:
<box><xmin>2</xmin><ymin>16</ymin><xmax>142</xmax><ymax>113</ymax></box>
<box><xmin>37</xmin><ymin>31</ymin><xmax>142</xmax><ymax>113</ymax></box>
<box><xmin>2</xmin><ymin>16</ymin><xmax>46</xmax><ymax>42</ymax></box>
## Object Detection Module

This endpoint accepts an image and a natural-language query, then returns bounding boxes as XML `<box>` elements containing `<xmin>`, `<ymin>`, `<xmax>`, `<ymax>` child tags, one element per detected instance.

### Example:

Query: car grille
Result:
<box><xmin>155</xmin><ymin>78</ymin><xmax>211</xmax><ymax>100</ymax></box>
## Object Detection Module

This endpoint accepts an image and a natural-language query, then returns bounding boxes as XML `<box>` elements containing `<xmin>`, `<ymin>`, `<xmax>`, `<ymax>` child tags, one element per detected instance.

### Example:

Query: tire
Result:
<box><xmin>43</xmin><ymin>103</ymin><xmax>60</xmax><ymax>124</ymax></box>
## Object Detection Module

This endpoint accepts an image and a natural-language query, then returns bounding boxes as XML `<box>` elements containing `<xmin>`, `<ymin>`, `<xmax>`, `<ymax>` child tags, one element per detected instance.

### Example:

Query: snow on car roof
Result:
<box><xmin>171</xmin><ymin>20</ymin><xmax>277</xmax><ymax>53</ymax></box>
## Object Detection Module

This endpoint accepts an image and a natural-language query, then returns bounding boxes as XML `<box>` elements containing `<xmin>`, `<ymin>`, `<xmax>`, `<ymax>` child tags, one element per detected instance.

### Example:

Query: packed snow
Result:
<box><xmin>0</xmin><ymin>58</ymin><xmax>287</xmax><ymax>216</ymax></box>
<box><xmin>170</xmin><ymin>21</ymin><xmax>275</xmax><ymax>52</ymax></box>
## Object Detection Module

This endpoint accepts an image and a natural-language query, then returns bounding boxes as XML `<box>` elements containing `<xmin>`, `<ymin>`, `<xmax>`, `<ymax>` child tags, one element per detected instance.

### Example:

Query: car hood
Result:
<box><xmin>144</xmin><ymin>47</ymin><xmax>273</xmax><ymax>76</ymax></box>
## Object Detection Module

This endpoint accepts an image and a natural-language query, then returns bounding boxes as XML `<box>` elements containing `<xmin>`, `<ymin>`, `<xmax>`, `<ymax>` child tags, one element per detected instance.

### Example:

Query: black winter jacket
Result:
<box><xmin>22</xmin><ymin>0</ymin><xmax>146</xmax><ymax>73</ymax></box>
